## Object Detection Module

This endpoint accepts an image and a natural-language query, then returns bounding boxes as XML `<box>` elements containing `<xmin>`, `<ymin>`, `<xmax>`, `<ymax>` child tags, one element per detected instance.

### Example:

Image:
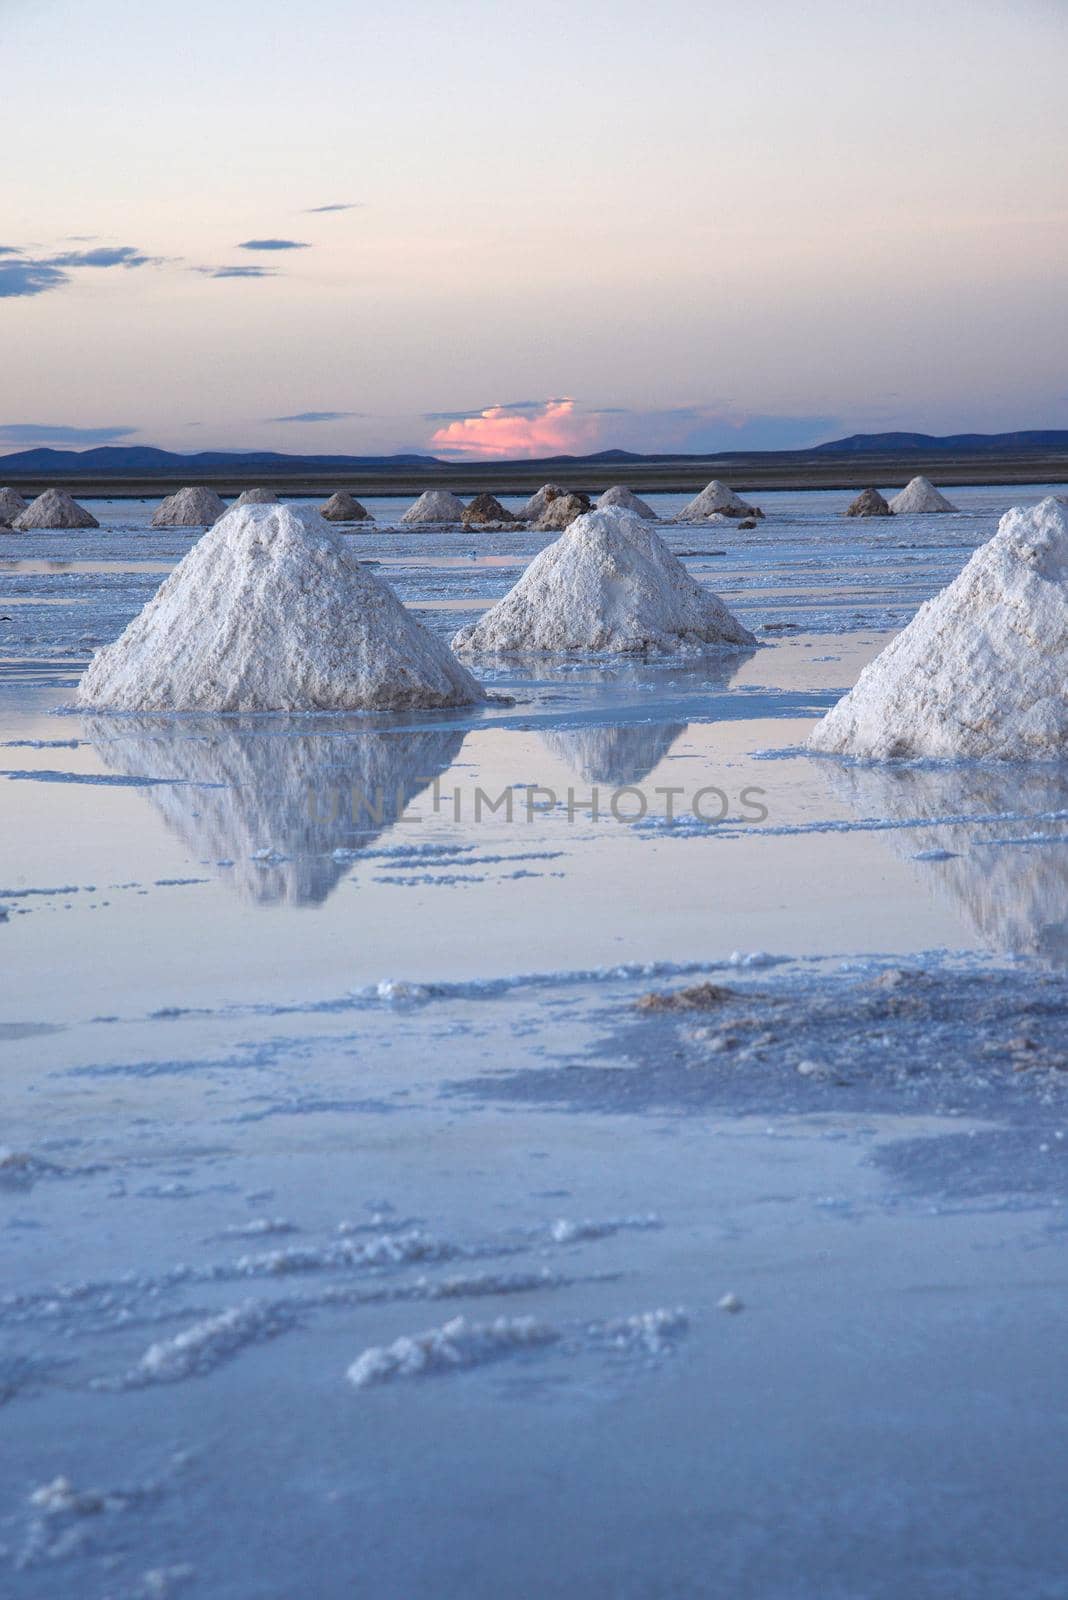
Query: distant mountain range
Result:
<box><xmin>1</xmin><ymin>433</ymin><xmax>1066</xmax><ymax>478</ymax></box>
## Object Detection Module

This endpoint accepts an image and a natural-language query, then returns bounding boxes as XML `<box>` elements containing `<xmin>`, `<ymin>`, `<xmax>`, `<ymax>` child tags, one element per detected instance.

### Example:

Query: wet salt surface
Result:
<box><xmin>2</xmin><ymin>486</ymin><xmax>1068</xmax><ymax>1597</ymax></box>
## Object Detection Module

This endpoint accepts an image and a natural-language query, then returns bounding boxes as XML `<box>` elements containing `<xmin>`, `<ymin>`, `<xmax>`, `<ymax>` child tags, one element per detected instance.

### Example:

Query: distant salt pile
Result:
<box><xmin>534</xmin><ymin>491</ymin><xmax>590</xmax><ymax>531</ymax></box>
<box><xmin>0</xmin><ymin>487</ymin><xmax>29</xmax><ymax>523</ymax></box>
<box><xmin>888</xmin><ymin>475</ymin><xmax>957</xmax><ymax>514</ymax></box>
<box><xmin>234</xmin><ymin>486</ymin><xmax>278</xmax><ymax>506</ymax></box>
<box><xmin>12</xmin><ymin>489</ymin><xmax>99</xmax><ymax>530</ymax></box>
<box><xmin>319</xmin><ymin>491</ymin><xmax>370</xmax><ymax>522</ymax></box>
<box><xmin>452</xmin><ymin>506</ymin><xmax>755</xmax><ymax>655</ymax></box>
<box><xmin>462</xmin><ymin>492</ymin><xmax>515</xmax><ymax>527</ymax></box>
<box><xmin>522</xmin><ymin>483</ymin><xmax>565</xmax><ymax>520</ymax></box>
<box><xmin>597</xmin><ymin>484</ymin><xmax>657</xmax><ymax>520</ymax></box>
<box><xmin>77</xmin><ymin>503</ymin><xmax>487</xmax><ymax>712</ymax></box>
<box><xmin>400</xmin><ymin>488</ymin><xmax>464</xmax><ymax>525</ymax></box>
<box><xmin>809</xmin><ymin>497</ymin><xmax>1068</xmax><ymax>759</ymax></box>
<box><xmin>676</xmin><ymin>480</ymin><xmax>762</xmax><ymax>521</ymax></box>
<box><xmin>845</xmin><ymin>487</ymin><xmax>891</xmax><ymax>518</ymax></box>
<box><xmin>152</xmin><ymin>486</ymin><xmax>226</xmax><ymax>528</ymax></box>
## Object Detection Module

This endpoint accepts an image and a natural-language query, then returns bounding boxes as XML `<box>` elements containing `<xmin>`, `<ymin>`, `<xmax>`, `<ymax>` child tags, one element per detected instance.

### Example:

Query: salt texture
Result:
<box><xmin>12</xmin><ymin>489</ymin><xmax>99</xmax><ymax>530</ymax></box>
<box><xmin>0</xmin><ymin>486</ymin><xmax>29</xmax><ymax>524</ymax></box>
<box><xmin>319</xmin><ymin>490</ymin><xmax>370</xmax><ymax>522</ymax></box>
<box><xmin>400</xmin><ymin>488</ymin><xmax>464</xmax><ymax>525</ymax></box>
<box><xmin>151</xmin><ymin>486</ymin><xmax>226</xmax><ymax>528</ymax></box>
<box><xmin>845</xmin><ymin>487</ymin><xmax>891</xmax><ymax>518</ymax></box>
<box><xmin>462</xmin><ymin>492</ymin><xmax>515</xmax><ymax>526</ymax></box>
<box><xmin>809</xmin><ymin>497</ymin><xmax>1068</xmax><ymax>759</ymax></box>
<box><xmin>451</xmin><ymin>506</ymin><xmax>756</xmax><ymax>655</ymax></box>
<box><xmin>347</xmin><ymin>1314</ymin><xmax>558</xmax><ymax>1387</ymax></box>
<box><xmin>522</xmin><ymin>483</ymin><xmax>565</xmax><ymax>520</ymax></box>
<box><xmin>534</xmin><ymin>491</ymin><xmax>589</xmax><ymax>531</ymax></box>
<box><xmin>597</xmin><ymin>484</ymin><xmax>657</xmax><ymax>519</ymax></box>
<box><xmin>77</xmin><ymin>503</ymin><xmax>486</xmax><ymax>712</ymax></box>
<box><xmin>676</xmin><ymin>480</ymin><xmax>762</xmax><ymax>521</ymax></box>
<box><xmin>233</xmin><ymin>486</ymin><xmax>278</xmax><ymax>506</ymax></box>
<box><xmin>888</xmin><ymin>475</ymin><xmax>958</xmax><ymax>514</ymax></box>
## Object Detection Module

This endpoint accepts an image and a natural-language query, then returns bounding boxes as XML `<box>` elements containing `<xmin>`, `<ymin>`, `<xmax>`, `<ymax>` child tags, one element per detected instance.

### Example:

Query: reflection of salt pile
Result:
<box><xmin>845</xmin><ymin>487</ymin><xmax>891</xmax><ymax>518</ymax></box>
<box><xmin>888</xmin><ymin>476</ymin><xmax>957</xmax><ymax>514</ymax></box>
<box><xmin>88</xmin><ymin>719</ymin><xmax>465</xmax><ymax>906</ymax></box>
<box><xmin>319</xmin><ymin>491</ymin><xmax>370</xmax><ymax>522</ymax></box>
<box><xmin>522</xmin><ymin>484</ymin><xmax>565</xmax><ymax>520</ymax></box>
<box><xmin>535</xmin><ymin>492</ymin><xmax>589</xmax><ymax>531</ymax></box>
<box><xmin>823</xmin><ymin>759</ymin><xmax>1068</xmax><ymax>966</ymax></box>
<box><xmin>401</xmin><ymin>489</ymin><xmax>464</xmax><ymax>525</ymax></box>
<box><xmin>234</xmin><ymin>487</ymin><xmax>278</xmax><ymax>506</ymax></box>
<box><xmin>676</xmin><ymin>481</ymin><xmax>762</xmax><ymax>521</ymax></box>
<box><xmin>541</xmin><ymin>723</ymin><xmax>686</xmax><ymax>785</ymax></box>
<box><xmin>152</xmin><ymin>486</ymin><xmax>226</xmax><ymax>527</ymax></box>
<box><xmin>78</xmin><ymin>504</ymin><xmax>486</xmax><ymax>712</ymax></box>
<box><xmin>809</xmin><ymin>498</ymin><xmax>1068</xmax><ymax>759</ymax></box>
<box><xmin>597</xmin><ymin>485</ymin><xmax>656</xmax><ymax>519</ymax></box>
<box><xmin>13</xmin><ymin>489</ymin><xmax>98</xmax><ymax>529</ymax></box>
<box><xmin>452</xmin><ymin>507</ymin><xmax>755</xmax><ymax>655</ymax></box>
<box><xmin>0</xmin><ymin>487</ymin><xmax>29</xmax><ymax>524</ymax></box>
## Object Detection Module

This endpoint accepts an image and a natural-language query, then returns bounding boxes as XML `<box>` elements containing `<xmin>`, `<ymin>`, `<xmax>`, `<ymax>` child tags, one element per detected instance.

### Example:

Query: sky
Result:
<box><xmin>3</xmin><ymin>0</ymin><xmax>1067</xmax><ymax>460</ymax></box>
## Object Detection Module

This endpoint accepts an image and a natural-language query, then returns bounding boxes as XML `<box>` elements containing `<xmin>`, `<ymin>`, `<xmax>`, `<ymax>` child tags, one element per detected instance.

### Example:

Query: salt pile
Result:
<box><xmin>0</xmin><ymin>487</ymin><xmax>29</xmax><ymax>523</ymax></box>
<box><xmin>452</xmin><ymin>506</ymin><xmax>755</xmax><ymax>655</ymax></box>
<box><xmin>809</xmin><ymin>497</ymin><xmax>1068</xmax><ymax>759</ymax></box>
<box><xmin>845</xmin><ymin>487</ymin><xmax>891</xmax><ymax>518</ymax></box>
<box><xmin>400</xmin><ymin>489</ymin><xmax>464</xmax><ymax>525</ymax></box>
<box><xmin>597</xmin><ymin>484</ymin><xmax>657</xmax><ymax>519</ymax></box>
<box><xmin>12</xmin><ymin>489</ymin><xmax>99</xmax><ymax>530</ymax></box>
<box><xmin>234</xmin><ymin>486</ymin><xmax>278</xmax><ymax>506</ymax></box>
<box><xmin>77</xmin><ymin>503</ymin><xmax>487</xmax><ymax>712</ymax></box>
<box><xmin>534</xmin><ymin>491</ymin><xmax>589</xmax><ymax>531</ymax></box>
<box><xmin>522</xmin><ymin>483</ymin><xmax>565</xmax><ymax>520</ymax></box>
<box><xmin>676</xmin><ymin>480</ymin><xmax>762</xmax><ymax>521</ymax></box>
<box><xmin>151</xmin><ymin>486</ymin><xmax>226</xmax><ymax>528</ymax></box>
<box><xmin>462</xmin><ymin>492</ymin><xmax>515</xmax><ymax>527</ymax></box>
<box><xmin>888</xmin><ymin>475</ymin><xmax>957</xmax><ymax>514</ymax></box>
<box><xmin>319</xmin><ymin>491</ymin><xmax>370</xmax><ymax>522</ymax></box>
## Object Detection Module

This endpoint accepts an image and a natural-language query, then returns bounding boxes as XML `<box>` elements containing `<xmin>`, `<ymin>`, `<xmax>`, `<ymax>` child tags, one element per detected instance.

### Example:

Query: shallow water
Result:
<box><xmin>2</xmin><ymin>486</ymin><xmax>1067</xmax><ymax>1597</ymax></box>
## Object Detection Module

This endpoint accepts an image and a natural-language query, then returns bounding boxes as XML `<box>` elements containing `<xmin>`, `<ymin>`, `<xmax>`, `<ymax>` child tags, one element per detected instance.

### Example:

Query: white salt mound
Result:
<box><xmin>77</xmin><ymin>503</ymin><xmax>486</xmax><ymax>712</ymax></box>
<box><xmin>676</xmin><ymin>480</ymin><xmax>761</xmax><ymax>521</ymax></box>
<box><xmin>597</xmin><ymin>484</ymin><xmax>657</xmax><ymax>519</ymax></box>
<box><xmin>888</xmin><ymin>475</ymin><xmax>957</xmax><ymax>514</ymax></box>
<box><xmin>152</xmin><ymin>486</ymin><xmax>226</xmax><ymax>528</ymax></box>
<box><xmin>234</xmin><ymin>487</ymin><xmax>278</xmax><ymax>506</ymax></box>
<box><xmin>522</xmin><ymin>483</ymin><xmax>565</xmax><ymax>520</ymax></box>
<box><xmin>12</xmin><ymin>489</ymin><xmax>99</xmax><ymax>530</ymax></box>
<box><xmin>808</xmin><ymin>497</ymin><xmax>1068</xmax><ymax>759</ymax></box>
<box><xmin>400</xmin><ymin>488</ymin><xmax>464</xmax><ymax>525</ymax></box>
<box><xmin>0</xmin><ymin>487</ymin><xmax>29</xmax><ymax>523</ymax></box>
<box><xmin>452</xmin><ymin>506</ymin><xmax>755</xmax><ymax>655</ymax></box>
<box><xmin>319</xmin><ymin>490</ymin><xmax>370</xmax><ymax>522</ymax></box>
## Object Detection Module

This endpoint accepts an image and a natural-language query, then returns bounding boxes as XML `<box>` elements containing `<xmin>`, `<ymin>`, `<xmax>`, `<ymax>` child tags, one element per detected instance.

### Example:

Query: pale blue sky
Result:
<box><xmin>3</xmin><ymin>0</ymin><xmax>1067</xmax><ymax>457</ymax></box>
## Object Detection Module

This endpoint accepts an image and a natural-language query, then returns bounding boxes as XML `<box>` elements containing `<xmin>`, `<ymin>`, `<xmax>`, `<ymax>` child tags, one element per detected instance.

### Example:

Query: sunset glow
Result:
<box><xmin>430</xmin><ymin>400</ymin><xmax>601</xmax><ymax>459</ymax></box>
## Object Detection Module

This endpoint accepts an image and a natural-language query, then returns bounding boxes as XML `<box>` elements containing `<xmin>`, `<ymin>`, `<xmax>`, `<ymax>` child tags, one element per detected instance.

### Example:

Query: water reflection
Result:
<box><xmin>87</xmin><ymin>718</ymin><xmax>465</xmax><ymax>907</ymax></box>
<box><xmin>824</xmin><ymin>762</ymin><xmax>1068</xmax><ymax>966</ymax></box>
<box><xmin>541</xmin><ymin>723</ymin><xmax>687</xmax><ymax>785</ymax></box>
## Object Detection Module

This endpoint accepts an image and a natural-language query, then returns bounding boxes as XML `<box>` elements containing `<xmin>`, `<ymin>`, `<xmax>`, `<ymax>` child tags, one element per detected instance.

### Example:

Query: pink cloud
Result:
<box><xmin>430</xmin><ymin>399</ymin><xmax>600</xmax><ymax>459</ymax></box>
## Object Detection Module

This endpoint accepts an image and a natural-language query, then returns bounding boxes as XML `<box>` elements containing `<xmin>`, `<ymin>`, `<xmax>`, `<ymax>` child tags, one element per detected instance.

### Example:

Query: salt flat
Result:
<box><xmin>1</xmin><ymin>485</ymin><xmax>1067</xmax><ymax>1598</ymax></box>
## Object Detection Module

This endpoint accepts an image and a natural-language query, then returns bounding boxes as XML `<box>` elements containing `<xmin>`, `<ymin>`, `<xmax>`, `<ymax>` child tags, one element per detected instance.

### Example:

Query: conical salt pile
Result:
<box><xmin>845</xmin><ymin>487</ymin><xmax>891</xmax><ymax>518</ymax></box>
<box><xmin>319</xmin><ymin>491</ymin><xmax>370</xmax><ymax>522</ymax></box>
<box><xmin>462</xmin><ymin>493</ymin><xmax>515</xmax><ymax>527</ymax></box>
<box><xmin>522</xmin><ymin>483</ymin><xmax>564</xmax><ymax>520</ymax></box>
<box><xmin>534</xmin><ymin>491</ymin><xmax>589</xmax><ymax>531</ymax></box>
<box><xmin>451</xmin><ymin>506</ymin><xmax>755</xmax><ymax>655</ymax></box>
<box><xmin>888</xmin><ymin>476</ymin><xmax>957</xmax><ymax>514</ymax></box>
<box><xmin>0</xmin><ymin>487</ymin><xmax>29</xmax><ymax>523</ymax></box>
<box><xmin>676</xmin><ymin>480</ymin><xmax>762</xmax><ymax>521</ymax></box>
<box><xmin>597</xmin><ymin>485</ymin><xmax>657</xmax><ymax>520</ymax></box>
<box><xmin>77</xmin><ymin>504</ymin><xmax>487</xmax><ymax>713</ymax></box>
<box><xmin>13</xmin><ymin>489</ymin><xmax>99</xmax><ymax>530</ymax></box>
<box><xmin>808</xmin><ymin>497</ymin><xmax>1068</xmax><ymax>759</ymax></box>
<box><xmin>152</xmin><ymin>486</ymin><xmax>226</xmax><ymax>528</ymax></box>
<box><xmin>234</xmin><ymin>487</ymin><xmax>278</xmax><ymax>506</ymax></box>
<box><xmin>400</xmin><ymin>489</ymin><xmax>464</xmax><ymax>525</ymax></box>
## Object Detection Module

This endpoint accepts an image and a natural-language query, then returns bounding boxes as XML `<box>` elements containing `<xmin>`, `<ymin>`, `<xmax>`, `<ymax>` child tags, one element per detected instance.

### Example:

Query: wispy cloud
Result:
<box><xmin>237</xmin><ymin>238</ymin><xmax>310</xmax><ymax>252</ymax></box>
<box><xmin>303</xmin><ymin>202</ymin><xmax>362</xmax><ymax>214</ymax></box>
<box><xmin>0</xmin><ymin>423</ymin><xmax>138</xmax><ymax>444</ymax></box>
<box><xmin>272</xmin><ymin>410</ymin><xmax>362</xmax><ymax>423</ymax></box>
<box><xmin>196</xmin><ymin>265</ymin><xmax>278</xmax><ymax>279</ymax></box>
<box><xmin>0</xmin><ymin>260</ymin><xmax>71</xmax><ymax>298</ymax></box>
<box><xmin>0</xmin><ymin>242</ymin><xmax>163</xmax><ymax>298</ymax></box>
<box><xmin>43</xmin><ymin>245</ymin><xmax>160</xmax><ymax>270</ymax></box>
